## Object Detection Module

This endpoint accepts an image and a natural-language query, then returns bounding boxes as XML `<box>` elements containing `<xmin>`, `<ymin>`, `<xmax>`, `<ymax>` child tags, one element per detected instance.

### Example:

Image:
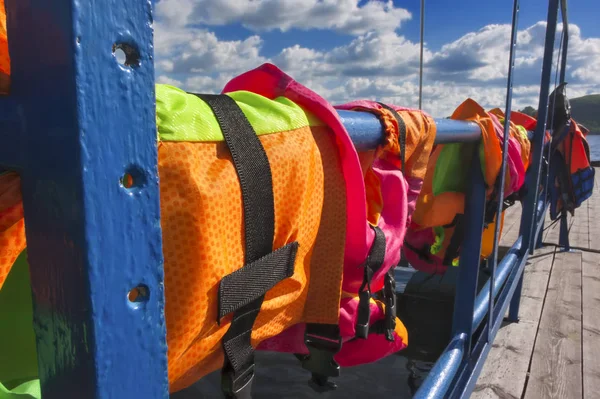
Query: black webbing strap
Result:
<box><xmin>382</xmin><ymin>268</ymin><xmax>397</xmax><ymax>342</ymax></box>
<box><xmin>403</xmin><ymin>241</ymin><xmax>435</xmax><ymax>263</ymax></box>
<box><xmin>195</xmin><ymin>94</ymin><xmax>298</xmax><ymax>399</ymax></box>
<box><xmin>377</xmin><ymin>102</ymin><xmax>406</xmax><ymax>171</ymax></box>
<box><xmin>443</xmin><ymin>214</ymin><xmax>464</xmax><ymax>266</ymax></box>
<box><xmin>356</xmin><ymin>225</ymin><xmax>387</xmax><ymax>339</ymax></box>
<box><xmin>218</xmin><ymin>244</ymin><xmax>299</xmax><ymax>320</ymax></box>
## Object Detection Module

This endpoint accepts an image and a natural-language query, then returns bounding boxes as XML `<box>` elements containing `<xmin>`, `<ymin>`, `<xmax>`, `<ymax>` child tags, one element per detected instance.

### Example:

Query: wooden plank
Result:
<box><xmin>587</xmin><ymin>173</ymin><xmax>600</xmax><ymax>251</ymax></box>
<box><xmin>500</xmin><ymin>203</ymin><xmax>522</xmax><ymax>246</ymax></box>
<box><xmin>569</xmin><ymin>198</ymin><xmax>589</xmax><ymax>248</ymax></box>
<box><xmin>582</xmin><ymin>251</ymin><xmax>600</xmax><ymax>398</ymax></box>
<box><xmin>514</xmin><ymin>247</ymin><xmax>556</xmax><ymax>324</ymax></box>
<box><xmin>473</xmin><ymin>246</ymin><xmax>556</xmax><ymax>399</ymax></box>
<box><xmin>524</xmin><ymin>251</ymin><xmax>583</xmax><ymax>399</ymax></box>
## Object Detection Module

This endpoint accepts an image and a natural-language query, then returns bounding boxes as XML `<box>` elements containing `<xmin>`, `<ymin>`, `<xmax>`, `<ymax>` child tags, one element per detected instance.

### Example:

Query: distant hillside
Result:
<box><xmin>570</xmin><ymin>94</ymin><xmax>600</xmax><ymax>135</ymax></box>
<box><xmin>519</xmin><ymin>94</ymin><xmax>600</xmax><ymax>134</ymax></box>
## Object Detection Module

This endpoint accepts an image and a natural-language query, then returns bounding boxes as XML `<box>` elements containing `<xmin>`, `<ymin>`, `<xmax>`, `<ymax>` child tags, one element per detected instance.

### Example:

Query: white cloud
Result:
<box><xmin>154</xmin><ymin>24</ymin><xmax>266</xmax><ymax>75</ymax></box>
<box><xmin>155</xmin><ymin>0</ymin><xmax>411</xmax><ymax>35</ymax></box>
<box><xmin>153</xmin><ymin>0</ymin><xmax>600</xmax><ymax>118</ymax></box>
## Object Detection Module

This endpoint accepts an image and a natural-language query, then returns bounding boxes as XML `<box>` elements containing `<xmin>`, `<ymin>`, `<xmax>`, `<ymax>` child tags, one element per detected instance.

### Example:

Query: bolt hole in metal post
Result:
<box><xmin>112</xmin><ymin>43</ymin><xmax>141</xmax><ymax>67</ymax></box>
<box><xmin>120</xmin><ymin>166</ymin><xmax>148</xmax><ymax>192</ymax></box>
<box><xmin>128</xmin><ymin>284</ymin><xmax>150</xmax><ymax>310</ymax></box>
<box><xmin>120</xmin><ymin>173</ymin><xmax>134</xmax><ymax>189</ymax></box>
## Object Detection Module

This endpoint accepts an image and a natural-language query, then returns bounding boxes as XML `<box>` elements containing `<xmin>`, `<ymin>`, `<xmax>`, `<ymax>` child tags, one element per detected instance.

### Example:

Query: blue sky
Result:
<box><xmin>153</xmin><ymin>0</ymin><xmax>600</xmax><ymax>117</ymax></box>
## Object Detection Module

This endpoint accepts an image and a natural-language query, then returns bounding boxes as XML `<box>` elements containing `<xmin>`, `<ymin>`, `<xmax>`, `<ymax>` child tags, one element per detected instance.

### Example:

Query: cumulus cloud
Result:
<box><xmin>155</xmin><ymin>0</ymin><xmax>411</xmax><ymax>35</ymax></box>
<box><xmin>153</xmin><ymin>0</ymin><xmax>600</xmax><ymax>118</ymax></box>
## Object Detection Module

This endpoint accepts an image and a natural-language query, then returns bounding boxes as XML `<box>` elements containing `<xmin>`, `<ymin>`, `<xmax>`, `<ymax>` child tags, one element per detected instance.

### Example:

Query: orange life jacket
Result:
<box><xmin>403</xmin><ymin>99</ymin><xmax>532</xmax><ymax>274</ymax></box>
<box><xmin>549</xmin><ymin>118</ymin><xmax>595</xmax><ymax>219</ymax></box>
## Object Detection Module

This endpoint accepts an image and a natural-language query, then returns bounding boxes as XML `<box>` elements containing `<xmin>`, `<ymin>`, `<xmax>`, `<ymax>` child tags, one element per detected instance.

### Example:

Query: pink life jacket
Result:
<box><xmin>223</xmin><ymin>64</ymin><xmax>435</xmax><ymax>374</ymax></box>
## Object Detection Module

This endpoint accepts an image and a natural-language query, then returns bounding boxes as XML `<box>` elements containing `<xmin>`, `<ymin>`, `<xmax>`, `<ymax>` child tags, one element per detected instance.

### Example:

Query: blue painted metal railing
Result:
<box><xmin>337</xmin><ymin>110</ymin><xmax>482</xmax><ymax>150</ymax></box>
<box><xmin>0</xmin><ymin>0</ymin><xmax>568</xmax><ymax>398</ymax></box>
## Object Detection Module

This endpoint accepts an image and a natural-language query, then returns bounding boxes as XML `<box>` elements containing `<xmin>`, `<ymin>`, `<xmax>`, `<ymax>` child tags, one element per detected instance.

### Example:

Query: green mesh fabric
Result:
<box><xmin>155</xmin><ymin>85</ymin><xmax>325</xmax><ymax>142</ymax></box>
<box><xmin>0</xmin><ymin>250</ymin><xmax>41</xmax><ymax>399</ymax></box>
<box><xmin>433</xmin><ymin>143</ymin><xmax>469</xmax><ymax>196</ymax></box>
<box><xmin>432</xmin><ymin>141</ymin><xmax>485</xmax><ymax>196</ymax></box>
<box><xmin>0</xmin><ymin>379</ymin><xmax>40</xmax><ymax>399</ymax></box>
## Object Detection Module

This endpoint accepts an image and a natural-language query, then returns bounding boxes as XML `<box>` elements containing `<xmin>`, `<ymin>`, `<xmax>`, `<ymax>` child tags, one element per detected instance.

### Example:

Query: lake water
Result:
<box><xmin>588</xmin><ymin>135</ymin><xmax>600</xmax><ymax>162</ymax></box>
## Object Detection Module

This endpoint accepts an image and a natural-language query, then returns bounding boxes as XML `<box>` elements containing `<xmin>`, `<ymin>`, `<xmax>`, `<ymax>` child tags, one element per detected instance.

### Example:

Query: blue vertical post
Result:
<box><xmin>451</xmin><ymin>147</ymin><xmax>486</xmax><ymax>354</ymax></box>
<box><xmin>507</xmin><ymin>273</ymin><xmax>523</xmax><ymax>322</ymax></box>
<box><xmin>559</xmin><ymin>0</ymin><xmax>569</xmax><ymax>83</ymax></box>
<box><xmin>535</xmin><ymin>219</ymin><xmax>545</xmax><ymax>249</ymax></box>
<box><xmin>556</xmin><ymin>0</ymin><xmax>571</xmax><ymax>253</ymax></box>
<box><xmin>5</xmin><ymin>0</ymin><xmax>169</xmax><ymax>398</ymax></box>
<box><xmin>487</xmin><ymin>0</ymin><xmax>519</xmax><ymax>341</ymax></box>
<box><xmin>558</xmin><ymin>211</ymin><xmax>571</xmax><ymax>250</ymax></box>
<box><xmin>519</xmin><ymin>0</ymin><xmax>560</xmax><ymax>255</ymax></box>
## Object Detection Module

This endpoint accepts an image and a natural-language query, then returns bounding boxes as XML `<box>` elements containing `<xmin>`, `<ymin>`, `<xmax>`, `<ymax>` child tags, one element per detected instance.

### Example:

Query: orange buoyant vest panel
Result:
<box><xmin>158</xmin><ymin>127</ymin><xmax>346</xmax><ymax>390</ymax></box>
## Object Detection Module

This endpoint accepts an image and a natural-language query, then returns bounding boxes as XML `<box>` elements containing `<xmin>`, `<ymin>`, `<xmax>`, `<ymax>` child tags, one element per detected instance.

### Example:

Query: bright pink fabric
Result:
<box><xmin>334</xmin><ymin>100</ymin><xmax>430</xmax><ymax>293</ymax></box>
<box><xmin>403</xmin><ymin>224</ymin><xmax>444</xmax><ymax>275</ymax></box>
<box><xmin>258</xmin><ymin>298</ymin><xmax>407</xmax><ymax>367</ymax></box>
<box><xmin>489</xmin><ymin>113</ymin><xmax>525</xmax><ymax>195</ymax></box>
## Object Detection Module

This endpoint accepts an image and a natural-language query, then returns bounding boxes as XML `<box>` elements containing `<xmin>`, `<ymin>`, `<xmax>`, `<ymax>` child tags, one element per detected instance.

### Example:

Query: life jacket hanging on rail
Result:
<box><xmin>223</xmin><ymin>64</ymin><xmax>435</xmax><ymax>389</ymax></box>
<box><xmin>0</xmin><ymin>77</ymin><xmax>350</xmax><ymax>396</ymax></box>
<box><xmin>403</xmin><ymin>98</ymin><xmax>532</xmax><ymax>275</ymax></box>
<box><xmin>0</xmin><ymin>63</ymin><xmax>438</xmax><ymax>397</ymax></box>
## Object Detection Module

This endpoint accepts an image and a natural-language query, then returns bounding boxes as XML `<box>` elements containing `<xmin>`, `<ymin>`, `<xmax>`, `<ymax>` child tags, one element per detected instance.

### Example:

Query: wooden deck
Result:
<box><xmin>173</xmin><ymin>169</ymin><xmax>600</xmax><ymax>399</ymax></box>
<box><xmin>474</xmin><ymin>168</ymin><xmax>600</xmax><ymax>399</ymax></box>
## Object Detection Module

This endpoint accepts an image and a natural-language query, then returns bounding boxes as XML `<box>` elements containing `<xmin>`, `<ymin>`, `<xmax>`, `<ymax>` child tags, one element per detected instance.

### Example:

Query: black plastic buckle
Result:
<box><xmin>355</xmin><ymin>289</ymin><xmax>372</xmax><ymax>339</ymax></box>
<box><xmin>300</xmin><ymin>328</ymin><xmax>342</xmax><ymax>392</ymax></box>
<box><xmin>383</xmin><ymin>271</ymin><xmax>397</xmax><ymax>342</ymax></box>
<box><xmin>221</xmin><ymin>363</ymin><xmax>255</xmax><ymax>399</ymax></box>
<box><xmin>355</xmin><ymin>264</ymin><xmax>373</xmax><ymax>339</ymax></box>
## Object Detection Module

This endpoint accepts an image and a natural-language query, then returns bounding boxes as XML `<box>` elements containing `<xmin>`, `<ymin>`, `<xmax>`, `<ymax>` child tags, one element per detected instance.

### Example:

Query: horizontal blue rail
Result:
<box><xmin>337</xmin><ymin>110</ymin><xmax>482</xmax><ymax>149</ymax></box>
<box><xmin>0</xmin><ymin>105</ymin><xmax>521</xmax><ymax>171</ymax></box>
<box><xmin>337</xmin><ymin>109</ymin><xmax>534</xmax><ymax>152</ymax></box>
<box><xmin>413</xmin><ymin>333</ymin><xmax>467</xmax><ymax>399</ymax></box>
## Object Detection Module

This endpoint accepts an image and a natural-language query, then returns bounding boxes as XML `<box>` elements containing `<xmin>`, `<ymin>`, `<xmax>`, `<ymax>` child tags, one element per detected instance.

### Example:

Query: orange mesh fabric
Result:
<box><xmin>158</xmin><ymin>125</ymin><xmax>345</xmax><ymax>391</ymax></box>
<box><xmin>0</xmin><ymin>173</ymin><xmax>25</xmax><ymax>291</ymax></box>
<box><xmin>302</xmin><ymin>126</ymin><xmax>346</xmax><ymax>325</ymax></box>
<box><xmin>0</xmin><ymin>0</ymin><xmax>9</xmax><ymax>94</ymax></box>
<box><xmin>562</xmin><ymin>120</ymin><xmax>591</xmax><ymax>174</ymax></box>
<box><xmin>0</xmin><ymin>126</ymin><xmax>347</xmax><ymax>392</ymax></box>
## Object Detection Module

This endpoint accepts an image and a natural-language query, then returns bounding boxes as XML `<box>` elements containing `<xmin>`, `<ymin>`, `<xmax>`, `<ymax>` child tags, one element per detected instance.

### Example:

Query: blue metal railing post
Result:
<box><xmin>535</xmin><ymin>219</ymin><xmax>545</xmax><ymax>249</ymax></box>
<box><xmin>559</xmin><ymin>0</ymin><xmax>569</xmax><ymax>83</ymax></box>
<box><xmin>519</xmin><ymin>0</ymin><xmax>560</xmax><ymax>255</ymax></box>
<box><xmin>5</xmin><ymin>0</ymin><xmax>169</xmax><ymax>397</ymax></box>
<box><xmin>558</xmin><ymin>211</ymin><xmax>571</xmax><ymax>249</ymax></box>
<box><xmin>556</xmin><ymin>0</ymin><xmax>572</xmax><ymax>252</ymax></box>
<box><xmin>507</xmin><ymin>273</ymin><xmax>523</xmax><ymax>322</ymax></box>
<box><xmin>487</xmin><ymin>0</ymin><xmax>519</xmax><ymax>342</ymax></box>
<box><xmin>451</xmin><ymin>146</ymin><xmax>486</xmax><ymax>354</ymax></box>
